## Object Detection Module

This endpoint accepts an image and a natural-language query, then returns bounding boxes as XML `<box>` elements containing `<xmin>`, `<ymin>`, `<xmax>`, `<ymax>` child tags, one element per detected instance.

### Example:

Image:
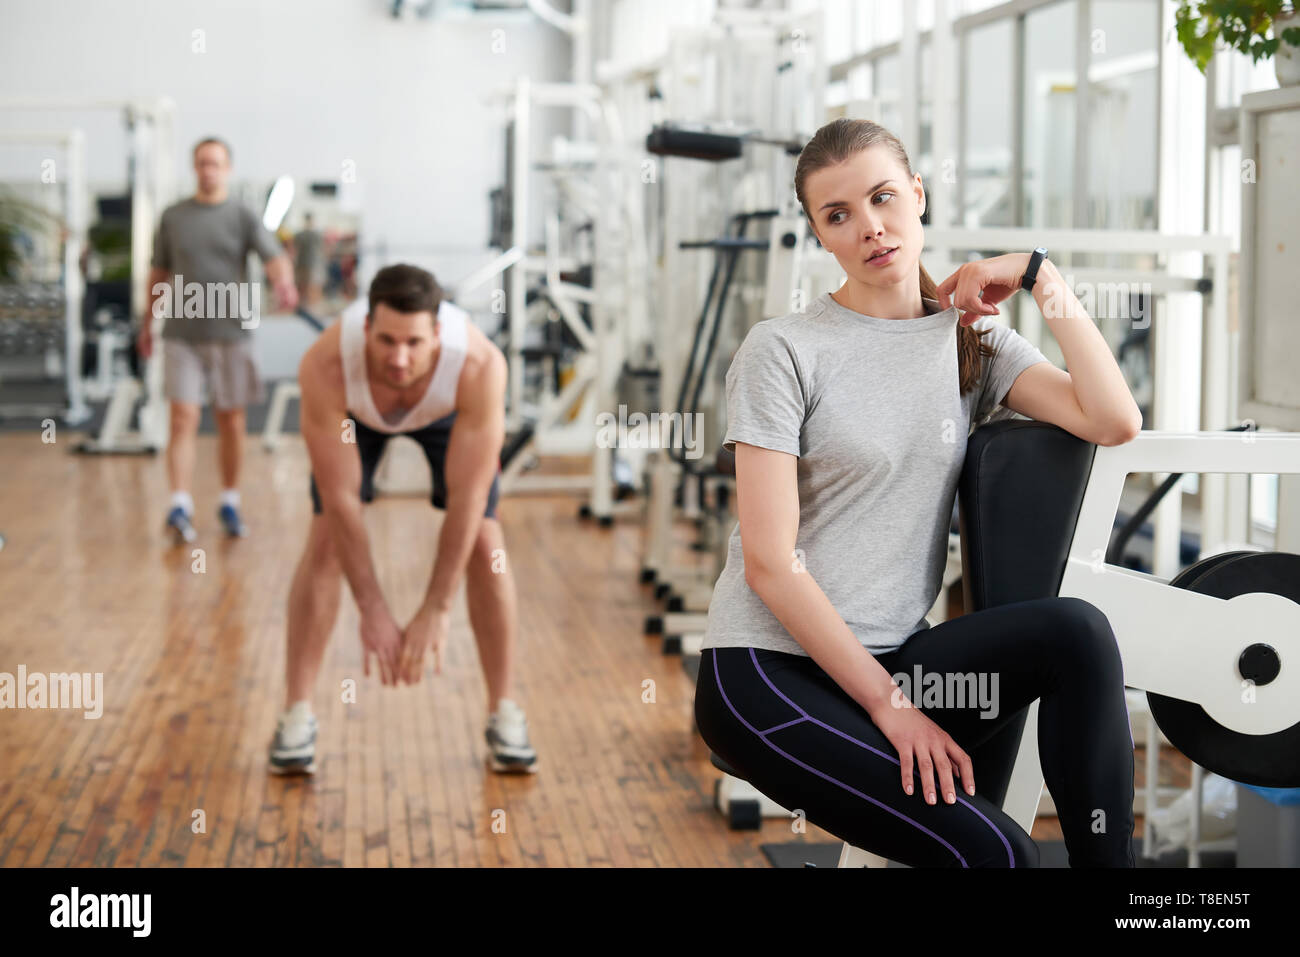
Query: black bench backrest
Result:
<box><xmin>958</xmin><ymin>420</ymin><xmax>1097</xmax><ymax>612</ymax></box>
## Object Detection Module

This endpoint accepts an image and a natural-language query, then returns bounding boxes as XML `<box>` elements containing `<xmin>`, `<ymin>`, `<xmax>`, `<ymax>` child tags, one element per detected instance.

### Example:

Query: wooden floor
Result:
<box><xmin>0</xmin><ymin>433</ymin><xmax>1182</xmax><ymax>867</ymax></box>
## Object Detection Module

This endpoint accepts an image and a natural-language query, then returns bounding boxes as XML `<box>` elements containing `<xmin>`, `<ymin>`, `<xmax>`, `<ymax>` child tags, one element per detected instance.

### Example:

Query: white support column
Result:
<box><xmin>1153</xmin><ymin>0</ymin><xmax>1209</xmax><ymax>575</ymax></box>
<box><xmin>929</xmin><ymin>0</ymin><xmax>956</xmax><ymax>235</ymax></box>
<box><xmin>508</xmin><ymin>77</ymin><xmax>531</xmax><ymax>434</ymax></box>
<box><xmin>588</xmin><ymin>89</ymin><xmax>616</xmax><ymax>520</ymax></box>
<box><xmin>1278</xmin><ymin>476</ymin><xmax>1300</xmax><ymax>553</ymax></box>
<box><xmin>1202</xmin><ymin>246</ymin><xmax>1246</xmax><ymax>554</ymax></box>
<box><xmin>1073</xmin><ymin>0</ymin><xmax>1092</xmax><ymax>230</ymax></box>
<box><xmin>134</xmin><ymin>110</ymin><xmax>168</xmax><ymax>450</ymax></box>
<box><xmin>1198</xmin><ymin>41</ymin><xmax>1238</xmax><ymax>558</ymax></box>
<box><xmin>63</xmin><ymin>129</ymin><xmax>89</xmax><ymax>425</ymax></box>
<box><xmin>899</xmin><ymin>0</ymin><xmax>919</xmax><ymax>168</ymax></box>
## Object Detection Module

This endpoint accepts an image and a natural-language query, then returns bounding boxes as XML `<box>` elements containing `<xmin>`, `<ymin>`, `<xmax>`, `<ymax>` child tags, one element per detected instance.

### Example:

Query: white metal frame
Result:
<box><xmin>1054</xmin><ymin>430</ymin><xmax>1300</xmax><ymax>867</ymax></box>
<box><xmin>488</xmin><ymin>75</ymin><xmax>643</xmax><ymax>519</ymax></box>
<box><xmin>1062</xmin><ymin>433</ymin><xmax>1300</xmax><ymax>733</ymax></box>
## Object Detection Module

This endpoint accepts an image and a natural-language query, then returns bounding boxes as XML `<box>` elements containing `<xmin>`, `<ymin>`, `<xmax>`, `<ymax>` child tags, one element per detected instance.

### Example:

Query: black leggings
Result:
<box><xmin>694</xmin><ymin>597</ymin><xmax>1136</xmax><ymax>867</ymax></box>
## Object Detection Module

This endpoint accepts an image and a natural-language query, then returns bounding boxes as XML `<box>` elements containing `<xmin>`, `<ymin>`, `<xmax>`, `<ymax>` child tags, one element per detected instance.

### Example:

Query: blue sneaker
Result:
<box><xmin>165</xmin><ymin>506</ymin><xmax>197</xmax><ymax>545</ymax></box>
<box><xmin>218</xmin><ymin>503</ymin><xmax>247</xmax><ymax>537</ymax></box>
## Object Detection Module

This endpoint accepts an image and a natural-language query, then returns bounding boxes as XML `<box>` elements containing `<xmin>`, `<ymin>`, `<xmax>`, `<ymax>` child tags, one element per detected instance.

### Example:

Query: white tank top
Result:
<box><xmin>338</xmin><ymin>296</ymin><xmax>470</xmax><ymax>434</ymax></box>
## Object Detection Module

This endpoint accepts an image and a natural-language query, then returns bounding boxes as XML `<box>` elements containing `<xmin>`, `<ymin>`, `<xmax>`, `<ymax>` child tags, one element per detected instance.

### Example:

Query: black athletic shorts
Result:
<box><xmin>309</xmin><ymin>410</ymin><xmax>500</xmax><ymax>518</ymax></box>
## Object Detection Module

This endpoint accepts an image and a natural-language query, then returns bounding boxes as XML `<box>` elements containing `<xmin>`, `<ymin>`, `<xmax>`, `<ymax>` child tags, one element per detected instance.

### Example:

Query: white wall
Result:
<box><xmin>0</xmin><ymin>0</ymin><xmax>572</xmax><ymax>287</ymax></box>
<box><xmin>606</xmin><ymin>0</ymin><xmax>715</xmax><ymax>65</ymax></box>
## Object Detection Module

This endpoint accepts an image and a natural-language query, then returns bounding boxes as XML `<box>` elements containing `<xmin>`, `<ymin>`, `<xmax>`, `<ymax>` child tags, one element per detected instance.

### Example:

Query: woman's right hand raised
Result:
<box><xmin>868</xmin><ymin>693</ymin><xmax>975</xmax><ymax>805</ymax></box>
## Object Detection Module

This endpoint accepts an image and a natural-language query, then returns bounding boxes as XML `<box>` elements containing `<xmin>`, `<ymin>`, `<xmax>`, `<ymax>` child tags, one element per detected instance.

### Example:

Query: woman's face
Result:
<box><xmin>803</xmin><ymin>145</ymin><xmax>926</xmax><ymax>293</ymax></box>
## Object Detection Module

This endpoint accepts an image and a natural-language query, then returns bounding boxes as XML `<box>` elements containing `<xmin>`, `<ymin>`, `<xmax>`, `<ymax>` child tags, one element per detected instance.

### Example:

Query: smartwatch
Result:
<box><xmin>1021</xmin><ymin>247</ymin><xmax>1048</xmax><ymax>292</ymax></box>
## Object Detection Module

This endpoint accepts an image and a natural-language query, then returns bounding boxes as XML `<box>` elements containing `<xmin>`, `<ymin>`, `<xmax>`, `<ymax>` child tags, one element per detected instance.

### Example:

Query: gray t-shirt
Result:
<box><xmin>151</xmin><ymin>197</ymin><xmax>284</xmax><ymax>341</ymax></box>
<box><xmin>701</xmin><ymin>292</ymin><xmax>1050</xmax><ymax>658</ymax></box>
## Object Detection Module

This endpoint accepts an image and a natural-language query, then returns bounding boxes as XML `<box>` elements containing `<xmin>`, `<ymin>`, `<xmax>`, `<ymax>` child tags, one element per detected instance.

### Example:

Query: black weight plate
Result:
<box><xmin>1147</xmin><ymin>551</ymin><xmax>1300</xmax><ymax>787</ymax></box>
<box><xmin>1172</xmin><ymin>550</ymin><xmax>1254</xmax><ymax>591</ymax></box>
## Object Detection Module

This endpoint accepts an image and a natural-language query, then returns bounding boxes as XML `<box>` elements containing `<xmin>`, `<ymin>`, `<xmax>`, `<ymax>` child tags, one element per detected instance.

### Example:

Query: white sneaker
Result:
<box><xmin>269</xmin><ymin>702</ymin><xmax>317</xmax><ymax>775</ymax></box>
<box><xmin>485</xmin><ymin>699</ymin><xmax>538</xmax><ymax>774</ymax></box>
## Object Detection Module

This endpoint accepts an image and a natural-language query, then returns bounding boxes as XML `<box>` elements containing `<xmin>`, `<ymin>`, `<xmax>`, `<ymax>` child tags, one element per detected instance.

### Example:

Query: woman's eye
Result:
<box><xmin>830</xmin><ymin>194</ymin><xmax>890</xmax><ymax>223</ymax></box>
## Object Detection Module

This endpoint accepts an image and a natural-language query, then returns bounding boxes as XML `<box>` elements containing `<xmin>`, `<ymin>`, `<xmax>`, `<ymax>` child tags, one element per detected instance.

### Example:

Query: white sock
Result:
<box><xmin>284</xmin><ymin>700</ymin><xmax>313</xmax><ymax>722</ymax></box>
<box><xmin>170</xmin><ymin>491</ymin><xmax>194</xmax><ymax>516</ymax></box>
<box><xmin>220</xmin><ymin>488</ymin><xmax>240</xmax><ymax>509</ymax></box>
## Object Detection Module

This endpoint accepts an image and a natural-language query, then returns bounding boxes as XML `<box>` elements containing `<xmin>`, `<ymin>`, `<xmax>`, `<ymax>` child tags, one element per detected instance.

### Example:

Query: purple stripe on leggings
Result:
<box><xmin>709</xmin><ymin>650</ymin><xmax>968</xmax><ymax>867</ymax></box>
<box><xmin>759</xmin><ymin>717</ymin><xmax>808</xmax><ymax>735</ymax></box>
<box><xmin>744</xmin><ymin>648</ymin><xmax>1015</xmax><ymax>867</ymax></box>
<box><xmin>708</xmin><ymin>648</ymin><xmax>1014</xmax><ymax>867</ymax></box>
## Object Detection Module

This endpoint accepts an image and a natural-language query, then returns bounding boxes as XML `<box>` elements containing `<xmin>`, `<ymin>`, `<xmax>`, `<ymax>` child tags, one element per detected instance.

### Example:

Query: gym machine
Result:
<box><xmin>0</xmin><ymin>97</ymin><xmax>181</xmax><ymax>455</ymax></box>
<box><xmin>641</xmin><ymin>206</ymin><xmax>777</xmax><ymax>652</ymax></box>
<box><xmin>482</xmin><ymin>75</ymin><xmax>646</xmax><ymax>522</ymax></box>
<box><xmin>0</xmin><ymin>129</ymin><xmax>89</xmax><ymax>426</ymax></box>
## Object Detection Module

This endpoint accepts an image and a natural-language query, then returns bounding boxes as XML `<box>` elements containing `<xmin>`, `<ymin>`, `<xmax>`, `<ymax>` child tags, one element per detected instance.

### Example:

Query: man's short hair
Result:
<box><xmin>368</xmin><ymin>264</ymin><xmax>443</xmax><ymax>320</ymax></box>
<box><xmin>193</xmin><ymin>137</ymin><xmax>232</xmax><ymax>162</ymax></box>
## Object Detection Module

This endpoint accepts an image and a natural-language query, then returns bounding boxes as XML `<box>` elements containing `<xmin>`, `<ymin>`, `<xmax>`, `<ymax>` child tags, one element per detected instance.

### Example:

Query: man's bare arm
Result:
<box><xmin>136</xmin><ymin>266</ymin><xmax>170</xmax><ymax>356</ymax></box>
<box><xmin>421</xmin><ymin>348</ymin><xmax>507</xmax><ymax>613</ymax></box>
<box><xmin>264</xmin><ymin>254</ymin><xmax>299</xmax><ymax>310</ymax></box>
<box><xmin>298</xmin><ymin>338</ymin><xmax>387</xmax><ymax>617</ymax></box>
<box><xmin>146</xmin><ymin>266</ymin><xmax>169</xmax><ymax>323</ymax></box>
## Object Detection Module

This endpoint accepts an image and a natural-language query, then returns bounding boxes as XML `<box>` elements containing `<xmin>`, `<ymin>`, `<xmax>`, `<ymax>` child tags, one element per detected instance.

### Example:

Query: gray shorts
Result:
<box><xmin>162</xmin><ymin>338</ymin><xmax>264</xmax><ymax>409</ymax></box>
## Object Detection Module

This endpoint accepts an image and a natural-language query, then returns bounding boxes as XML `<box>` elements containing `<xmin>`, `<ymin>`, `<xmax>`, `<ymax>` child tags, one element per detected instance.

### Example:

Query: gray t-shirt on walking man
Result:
<box><xmin>702</xmin><ymin>292</ymin><xmax>1050</xmax><ymax>658</ymax></box>
<box><xmin>151</xmin><ymin>197</ymin><xmax>284</xmax><ymax>342</ymax></box>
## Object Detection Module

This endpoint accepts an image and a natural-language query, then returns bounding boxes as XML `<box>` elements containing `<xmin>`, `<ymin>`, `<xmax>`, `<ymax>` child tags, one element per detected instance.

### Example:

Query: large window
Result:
<box><xmin>1022</xmin><ymin>0</ymin><xmax>1078</xmax><ymax>229</ymax></box>
<box><xmin>823</xmin><ymin>0</ymin><xmax>854</xmax><ymax>65</ymax></box>
<box><xmin>918</xmin><ymin>39</ymin><xmax>934</xmax><ymax>184</ymax></box>
<box><xmin>1086</xmin><ymin>0</ymin><xmax>1159</xmax><ymax>231</ymax></box>
<box><xmin>961</xmin><ymin>19</ymin><xmax>1015</xmax><ymax>227</ymax></box>
<box><xmin>825</xmin><ymin>0</ymin><xmax>1160</xmax><ymax>240</ymax></box>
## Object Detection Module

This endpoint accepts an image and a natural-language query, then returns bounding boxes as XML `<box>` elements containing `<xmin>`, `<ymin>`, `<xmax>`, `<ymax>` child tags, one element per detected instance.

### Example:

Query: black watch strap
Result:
<box><xmin>1021</xmin><ymin>247</ymin><xmax>1048</xmax><ymax>292</ymax></box>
